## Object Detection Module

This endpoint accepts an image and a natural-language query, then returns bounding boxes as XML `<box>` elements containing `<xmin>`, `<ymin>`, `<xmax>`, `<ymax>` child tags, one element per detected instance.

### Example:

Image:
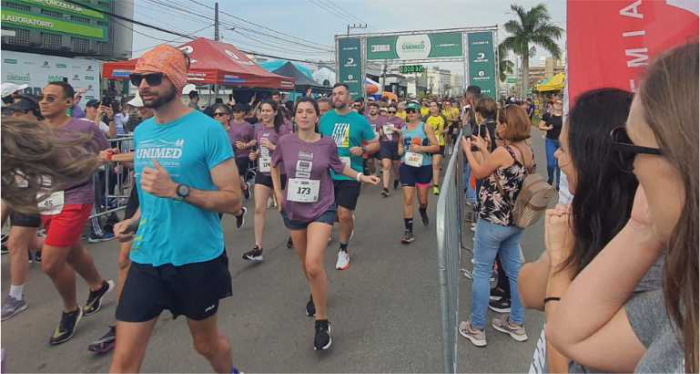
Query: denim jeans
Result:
<box><xmin>545</xmin><ymin>138</ymin><xmax>561</xmax><ymax>189</ymax></box>
<box><xmin>469</xmin><ymin>219</ymin><xmax>525</xmax><ymax>329</ymax></box>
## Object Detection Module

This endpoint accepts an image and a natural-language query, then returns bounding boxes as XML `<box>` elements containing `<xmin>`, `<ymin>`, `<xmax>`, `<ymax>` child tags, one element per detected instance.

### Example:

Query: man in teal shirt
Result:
<box><xmin>318</xmin><ymin>83</ymin><xmax>379</xmax><ymax>271</ymax></box>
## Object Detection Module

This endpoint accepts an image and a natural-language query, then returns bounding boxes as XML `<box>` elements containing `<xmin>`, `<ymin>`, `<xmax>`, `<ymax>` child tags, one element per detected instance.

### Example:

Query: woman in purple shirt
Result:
<box><xmin>242</xmin><ymin>100</ymin><xmax>291</xmax><ymax>263</ymax></box>
<box><xmin>228</xmin><ymin>103</ymin><xmax>255</xmax><ymax>199</ymax></box>
<box><xmin>270</xmin><ymin>97</ymin><xmax>378</xmax><ymax>351</ymax></box>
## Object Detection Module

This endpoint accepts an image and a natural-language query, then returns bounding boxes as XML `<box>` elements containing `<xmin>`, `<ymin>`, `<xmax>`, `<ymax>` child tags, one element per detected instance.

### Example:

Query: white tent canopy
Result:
<box><xmin>312</xmin><ymin>67</ymin><xmax>336</xmax><ymax>87</ymax></box>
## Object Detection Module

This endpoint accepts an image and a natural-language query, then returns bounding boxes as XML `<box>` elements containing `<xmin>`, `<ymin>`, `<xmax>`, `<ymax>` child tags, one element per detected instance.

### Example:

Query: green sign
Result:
<box><xmin>366</xmin><ymin>32</ymin><xmax>462</xmax><ymax>61</ymax></box>
<box><xmin>1</xmin><ymin>9</ymin><xmax>106</xmax><ymax>40</ymax></box>
<box><xmin>337</xmin><ymin>37</ymin><xmax>364</xmax><ymax>99</ymax></box>
<box><xmin>399</xmin><ymin>65</ymin><xmax>424</xmax><ymax>74</ymax></box>
<box><xmin>467</xmin><ymin>31</ymin><xmax>497</xmax><ymax>99</ymax></box>
<box><xmin>9</xmin><ymin>0</ymin><xmax>105</xmax><ymax>19</ymax></box>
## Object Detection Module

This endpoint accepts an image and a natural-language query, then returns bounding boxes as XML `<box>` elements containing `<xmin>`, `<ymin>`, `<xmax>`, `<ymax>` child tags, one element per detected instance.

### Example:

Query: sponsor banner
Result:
<box><xmin>467</xmin><ymin>31</ymin><xmax>497</xmax><ymax>99</ymax></box>
<box><xmin>366</xmin><ymin>32</ymin><xmax>463</xmax><ymax>60</ymax></box>
<box><xmin>2</xmin><ymin>50</ymin><xmax>100</xmax><ymax>106</ymax></box>
<box><xmin>337</xmin><ymin>37</ymin><xmax>364</xmax><ymax>99</ymax></box>
<box><xmin>9</xmin><ymin>0</ymin><xmax>105</xmax><ymax>19</ymax></box>
<box><xmin>1</xmin><ymin>9</ymin><xmax>106</xmax><ymax>40</ymax></box>
<box><xmin>567</xmin><ymin>0</ymin><xmax>698</xmax><ymax>102</ymax></box>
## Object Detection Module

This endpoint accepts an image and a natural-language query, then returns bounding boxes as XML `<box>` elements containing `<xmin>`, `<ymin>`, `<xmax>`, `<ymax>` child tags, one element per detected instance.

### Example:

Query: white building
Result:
<box><xmin>426</xmin><ymin>66</ymin><xmax>451</xmax><ymax>96</ymax></box>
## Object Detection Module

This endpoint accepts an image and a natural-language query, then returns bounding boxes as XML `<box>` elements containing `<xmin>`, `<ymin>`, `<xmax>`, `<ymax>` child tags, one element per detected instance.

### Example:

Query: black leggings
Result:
<box><xmin>495</xmin><ymin>255</ymin><xmax>511</xmax><ymax>299</ymax></box>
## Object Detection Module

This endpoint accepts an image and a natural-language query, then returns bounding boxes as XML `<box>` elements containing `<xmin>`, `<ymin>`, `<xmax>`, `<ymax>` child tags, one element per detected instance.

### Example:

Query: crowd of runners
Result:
<box><xmin>1</xmin><ymin>40</ymin><xmax>697</xmax><ymax>374</ymax></box>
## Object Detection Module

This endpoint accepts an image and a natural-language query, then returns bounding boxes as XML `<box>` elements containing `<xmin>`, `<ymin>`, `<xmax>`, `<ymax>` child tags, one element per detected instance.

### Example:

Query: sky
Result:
<box><xmin>130</xmin><ymin>0</ymin><xmax>567</xmax><ymax>71</ymax></box>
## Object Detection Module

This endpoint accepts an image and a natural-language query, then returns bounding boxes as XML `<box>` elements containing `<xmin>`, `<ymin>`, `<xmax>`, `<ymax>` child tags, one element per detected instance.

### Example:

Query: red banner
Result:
<box><xmin>567</xmin><ymin>0</ymin><xmax>698</xmax><ymax>102</ymax></box>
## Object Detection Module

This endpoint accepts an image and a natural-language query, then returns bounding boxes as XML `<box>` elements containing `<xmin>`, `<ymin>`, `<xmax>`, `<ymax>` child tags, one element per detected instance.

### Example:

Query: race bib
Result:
<box><xmin>405</xmin><ymin>151</ymin><xmax>424</xmax><ymax>167</ymax></box>
<box><xmin>259</xmin><ymin>147</ymin><xmax>271</xmax><ymax>173</ymax></box>
<box><xmin>287</xmin><ymin>178</ymin><xmax>320</xmax><ymax>203</ymax></box>
<box><xmin>382</xmin><ymin>124</ymin><xmax>394</xmax><ymax>134</ymax></box>
<box><xmin>38</xmin><ymin>191</ymin><xmax>64</xmax><ymax>215</ymax></box>
<box><xmin>340</xmin><ymin>156</ymin><xmax>351</xmax><ymax>168</ymax></box>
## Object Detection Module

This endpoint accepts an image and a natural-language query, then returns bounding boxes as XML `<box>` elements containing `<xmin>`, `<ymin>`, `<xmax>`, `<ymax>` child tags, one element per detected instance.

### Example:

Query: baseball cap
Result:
<box><xmin>2</xmin><ymin>95</ymin><xmax>39</xmax><ymax>116</ymax></box>
<box><xmin>127</xmin><ymin>92</ymin><xmax>144</xmax><ymax>108</ymax></box>
<box><xmin>406</xmin><ymin>102</ymin><xmax>421</xmax><ymax>111</ymax></box>
<box><xmin>85</xmin><ymin>99</ymin><xmax>100</xmax><ymax>108</ymax></box>
<box><xmin>1</xmin><ymin>83</ymin><xmax>29</xmax><ymax>98</ymax></box>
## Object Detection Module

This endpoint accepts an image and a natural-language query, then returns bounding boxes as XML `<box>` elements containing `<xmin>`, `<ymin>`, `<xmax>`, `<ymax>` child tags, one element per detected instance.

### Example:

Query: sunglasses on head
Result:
<box><xmin>130</xmin><ymin>73</ymin><xmax>164</xmax><ymax>87</ymax></box>
<box><xmin>609</xmin><ymin>126</ymin><xmax>662</xmax><ymax>172</ymax></box>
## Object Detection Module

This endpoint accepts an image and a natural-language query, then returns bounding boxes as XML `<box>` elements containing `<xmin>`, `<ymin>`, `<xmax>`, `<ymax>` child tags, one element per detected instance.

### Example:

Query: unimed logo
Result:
<box><xmin>4</xmin><ymin>59</ymin><xmax>17</xmax><ymax>64</ymax></box>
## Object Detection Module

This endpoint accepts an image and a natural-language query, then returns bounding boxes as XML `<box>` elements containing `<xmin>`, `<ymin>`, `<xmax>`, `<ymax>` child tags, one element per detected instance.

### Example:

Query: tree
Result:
<box><xmin>501</xmin><ymin>3</ymin><xmax>563</xmax><ymax>95</ymax></box>
<box><xmin>498</xmin><ymin>43</ymin><xmax>515</xmax><ymax>82</ymax></box>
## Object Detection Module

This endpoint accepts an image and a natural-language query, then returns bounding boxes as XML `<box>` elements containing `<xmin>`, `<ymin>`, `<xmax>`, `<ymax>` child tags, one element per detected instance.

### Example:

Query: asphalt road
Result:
<box><xmin>1</xmin><ymin>129</ymin><xmax>550</xmax><ymax>373</ymax></box>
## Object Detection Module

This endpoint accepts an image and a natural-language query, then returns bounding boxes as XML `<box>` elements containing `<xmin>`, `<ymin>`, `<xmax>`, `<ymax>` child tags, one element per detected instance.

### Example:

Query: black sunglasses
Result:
<box><xmin>406</xmin><ymin>109</ymin><xmax>418</xmax><ymax>113</ymax></box>
<box><xmin>213</xmin><ymin>112</ymin><xmax>230</xmax><ymax>117</ymax></box>
<box><xmin>130</xmin><ymin>73</ymin><xmax>164</xmax><ymax>87</ymax></box>
<box><xmin>610</xmin><ymin>126</ymin><xmax>662</xmax><ymax>172</ymax></box>
<box><xmin>388</xmin><ymin>110</ymin><xmax>397</xmax><ymax>113</ymax></box>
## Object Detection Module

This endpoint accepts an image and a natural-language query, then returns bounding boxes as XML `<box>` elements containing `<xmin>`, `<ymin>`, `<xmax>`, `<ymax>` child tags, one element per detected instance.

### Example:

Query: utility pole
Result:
<box><xmin>380</xmin><ymin>60</ymin><xmax>387</xmax><ymax>95</ymax></box>
<box><xmin>346</xmin><ymin>23</ymin><xmax>367</xmax><ymax>36</ymax></box>
<box><xmin>212</xmin><ymin>2</ymin><xmax>220</xmax><ymax>104</ymax></box>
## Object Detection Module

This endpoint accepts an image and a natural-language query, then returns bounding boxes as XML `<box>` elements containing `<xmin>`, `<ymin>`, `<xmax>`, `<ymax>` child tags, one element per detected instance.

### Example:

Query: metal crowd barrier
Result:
<box><xmin>436</xmin><ymin>129</ymin><xmax>467</xmax><ymax>374</ymax></box>
<box><xmin>89</xmin><ymin>135</ymin><xmax>135</xmax><ymax>219</ymax></box>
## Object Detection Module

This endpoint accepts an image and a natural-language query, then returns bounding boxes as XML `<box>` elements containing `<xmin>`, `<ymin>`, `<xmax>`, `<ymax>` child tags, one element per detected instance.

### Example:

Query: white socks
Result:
<box><xmin>9</xmin><ymin>284</ymin><xmax>24</xmax><ymax>300</ymax></box>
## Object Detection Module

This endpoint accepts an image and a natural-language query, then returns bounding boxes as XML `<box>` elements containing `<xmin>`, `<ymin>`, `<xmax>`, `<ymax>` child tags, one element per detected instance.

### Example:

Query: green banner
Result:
<box><xmin>9</xmin><ymin>0</ymin><xmax>104</xmax><ymax>19</ymax></box>
<box><xmin>366</xmin><ymin>32</ymin><xmax>462</xmax><ymax>61</ymax></box>
<box><xmin>467</xmin><ymin>31</ymin><xmax>497</xmax><ymax>99</ymax></box>
<box><xmin>337</xmin><ymin>37</ymin><xmax>364</xmax><ymax>99</ymax></box>
<box><xmin>1</xmin><ymin>9</ymin><xmax>106</xmax><ymax>40</ymax></box>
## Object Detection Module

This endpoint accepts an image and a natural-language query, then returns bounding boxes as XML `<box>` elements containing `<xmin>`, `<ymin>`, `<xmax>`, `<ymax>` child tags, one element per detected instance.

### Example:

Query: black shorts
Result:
<box><xmin>235</xmin><ymin>157</ymin><xmax>249</xmax><ymax>178</ymax></box>
<box><xmin>379</xmin><ymin>142</ymin><xmax>400</xmax><ymax>161</ymax></box>
<box><xmin>333</xmin><ymin>180</ymin><xmax>361</xmax><ymax>211</ymax></box>
<box><xmin>399</xmin><ymin>164</ymin><xmax>433</xmax><ymax>187</ymax></box>
<box><xmin>255</xmin><ymin>173</ymin><xmax>287</xmax><ymax>189</ymax></box>
<box><xmin>10</xmin><ymin>211</ymin><xmax>41</xmax><ymax>228</ymax></box>
<box><xmin>124</xmin><ymin>187</ymin><xmax>140</xmax><ymax>220</ymax></box>
<box><xmin>434</xmin><ymin>145</ymin><xmax>445</xmax><ymax>156</ymax></box>
<box><xmin>282</xmin><ymin>205</ymin><xmax>337</xmax><ymax>230</ymax></box>
<box><xmin>115</xmin><ymin>252</ymin><xmax>232</xmax><ymax>322</ymax></box>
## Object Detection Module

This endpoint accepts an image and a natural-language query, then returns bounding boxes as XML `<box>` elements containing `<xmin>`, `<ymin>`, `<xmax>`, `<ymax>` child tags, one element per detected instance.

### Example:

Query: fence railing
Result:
<box><xmin>436</xmin><ymin>129</ymin><xmax>467</xmax><ymax>374</ymax></box>
<box><xmin>89</xmin><ymin>135</ymin><xmax>134</xmax><ymax>219</ymax></box>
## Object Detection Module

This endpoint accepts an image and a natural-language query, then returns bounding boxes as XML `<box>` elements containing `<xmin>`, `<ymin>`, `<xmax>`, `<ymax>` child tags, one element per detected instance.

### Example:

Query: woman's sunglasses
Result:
<box><xmin>406</xmin><ymin>109</ymin><xmax>418</xmax><ymax>113</ymax></box>
<box><xmin>610</xmin><ymin>126</ymin><xmax>662</xmax><ymax>172</ymax></box>
<box><xmin>130</xmin><ymin>73</ymin><xmax>164</xmax><ymax>87</ymax></box>
<box><xmin>213</xmin><ymin>112</ymin><xmax>230</xmax><ymax>117</ymax></box>
<box><xmin>388</xmin><ymin>110</ymin><xmax>397</xmax><ymax>114</ymax></box>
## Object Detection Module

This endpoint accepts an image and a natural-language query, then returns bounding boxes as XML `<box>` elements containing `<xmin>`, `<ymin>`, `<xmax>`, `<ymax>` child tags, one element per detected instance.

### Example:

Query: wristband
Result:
<box><xmin>356</xmin><ymin>173</ymin><xmax>362</xmax><ymax>182</ymax></box>
<box><xmin>544</xmin><ymin>297</ymin><xmax>561</xmax><ymax>304</ymax></box>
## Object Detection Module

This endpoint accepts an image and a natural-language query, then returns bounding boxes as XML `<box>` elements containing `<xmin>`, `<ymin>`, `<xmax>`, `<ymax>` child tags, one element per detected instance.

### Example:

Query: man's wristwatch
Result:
<box><xmin>361</xmin><ymin>146</ymin><xmax>367</xmax><ymax>154</ymax></box>
<box><xmin>175</xmin><ymin>184</ymin><xmax>190</xmax><ymax>201</ymax></box>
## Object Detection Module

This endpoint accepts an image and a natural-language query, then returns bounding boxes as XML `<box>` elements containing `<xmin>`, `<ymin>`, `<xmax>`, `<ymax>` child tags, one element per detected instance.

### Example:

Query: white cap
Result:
<box><xmin>127</xmin><ymin>92</ymin><xmax>144</xmax><ymax>107</ymax></box>
<box><xmin>1</xmin><ymin>83</ymin><xmax>29</xmax><ymax>98</ymax></box>
<box><xmin>182</xmin><ymin>83</ymin><xmax>197</xmax><ymax>95</ymax></box>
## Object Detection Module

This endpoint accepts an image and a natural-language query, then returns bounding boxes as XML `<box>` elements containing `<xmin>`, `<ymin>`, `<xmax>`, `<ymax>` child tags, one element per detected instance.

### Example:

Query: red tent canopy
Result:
<box><xmin>102</xmin><ymin>38</ymin><xmax>295</xmax><ymax>89</ymax></box>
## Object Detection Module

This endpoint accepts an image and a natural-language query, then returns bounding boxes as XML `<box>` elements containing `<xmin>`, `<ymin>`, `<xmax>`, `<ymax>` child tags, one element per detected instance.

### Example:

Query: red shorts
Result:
<box><xmin>41</xmin><ymin>204</ymin><xmax>92</xmax><ymax>247</ymax></box>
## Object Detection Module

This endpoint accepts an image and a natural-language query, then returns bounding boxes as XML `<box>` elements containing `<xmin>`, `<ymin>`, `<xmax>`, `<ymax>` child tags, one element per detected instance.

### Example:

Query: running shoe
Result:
<box><xmin>242</xmin><ymin>247</ymin><xmax>263</xmax><ymax>262</ymax></box>
<box><xmin>1</xmin><ymin>295</ymin><xmax>27</xmax><ymax>321</ymax></box>
<box><xmin>459</xmin><ymin>320</ymin><xmax>486</xmax><ymax>347</ymax></box>
<box><xmin>393</xmin><ymin>179</ymin><xmax>399</xmax><ymax>190</ymax></box>
<box><xmin>87</xmin><ymin>232</ymin><xmax>115</xmax><ymax>244</ymax></box>
<box><xmin>313</xmin><ymin>320</ymin><xmax>332</xmax><ymax>350</ymax></box>
<box><xmin>488</xmin><ymin>298</ymin><xmax>511</xmax><ymax>313</ymax></box>
<box><xmin>235</xmin><ymin>207</ymin><xmax>247</xmax><ymax>229</ymax></box>
<box><xmin>1</xmin><ymin>233</ymin><xmax>8</xmax><ymax>254</ymax></box>
<box><xmin>420</xmin><ymin>210</ymin><xmax>430</xmax><ymax>227</ymax></box>
<box><xmin>432</xmin><ymin>186</ymin><xmax>440</xmax><ymax>195</ymax></box>
<box><xmin>243</xmin><ymin>185</ymin><xmax>250</xmax><ymax>200</ymax></box>
<box><xmin>491</xmin><ymin>315</ymin><xmax>528</xmax><ymax>342</ymax></box>
<box><xmin>306</xmin><ymin>294</ymin><xmax>315</xmax><ymax>317</ymax></box>
<box><xmin>286</xmin><ymin>236</ymin><xmax>294</xmax><ymax>249</ymax></box>
<box><xmin>490</xmin><ymin>287</ymin><xmax>508</xmax><ymax>301</ymax></box>
<box><xmin>28</xmin><ymin>250</ymin><xmax>33</xmax><ymax>264</ymax></box>
<box><xmin>401</xmin><ymin>231</ymin><xmax>415</xmax><ymax>244</ymax></box>
<box><xmin>381</xmin><ymin>189</ymin><xmax>389</xmax><ymax>198</ymax></box>
<box><xmin>49</xmin><ymin>308</ymin><xmax>83</xmax><ymax>345</ymax></box>
<box><xmin>83</xmin><ymin>280</ymin><xmax>115</xmax><ymax>316</ymax></box>
<box><xmin>335</xmin><ymin>250</ymin><xmax>350</xmax><ymax>270</ymax></box>
<box><xmin>88</xmin><ymin>325</ymin><xmax>116</xmax><ymax>354</ymax></box>
<box><xmin>461</xmin><ymin>268</ymin><xmax>473</xmax><ymax>280</ymax></box>
<box><xmin>33</xmin><ymin>250</ymin><xmax>42</xmax><ymax>263</ymax></box>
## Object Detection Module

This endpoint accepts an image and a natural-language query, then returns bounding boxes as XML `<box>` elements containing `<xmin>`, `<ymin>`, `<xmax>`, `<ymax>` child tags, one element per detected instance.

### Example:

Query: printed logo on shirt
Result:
<box><xmin>331</xmin><ymin>123</ymin><xmax>350</xmax><ymax>148</ymax></box>
<box><xmin>137</xmin><ymin>138</ymin><xmax>186</xmax><ymax>176</ymax></box>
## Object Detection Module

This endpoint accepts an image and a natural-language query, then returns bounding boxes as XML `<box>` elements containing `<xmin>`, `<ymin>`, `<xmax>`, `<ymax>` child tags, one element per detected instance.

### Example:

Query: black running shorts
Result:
<box><xmin>116</xmin><ymin>251</ymin><xmax>232</xmax><ymax>322</ymax></box>
<box><xmin>9</xmin><ymin>211</ymin><xmax>41</xmax><ymax>228</ymax></box>
<box><xmin>235</xmin><ymin>157</ymin><xmax>249</xmax><ymax>179</ymax></box>
<box><xmin>254</xmin><ymin>173</ymin><xmax>287</xmax><ymax>190</ymax></box>
<box><xmin>379</xmin><ymin>142</ymin><xmax>400</xmax><ymax>161</ymax></box>
<box><xmin>333</xmin><ymin>180</ymin><xmax>361</xmax><ymax>211</ymax></box>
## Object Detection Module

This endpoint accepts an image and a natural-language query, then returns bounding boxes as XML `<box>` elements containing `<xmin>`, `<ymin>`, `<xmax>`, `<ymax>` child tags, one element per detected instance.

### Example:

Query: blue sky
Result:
<box><xmin>131</xmin><ymin>0</ymin><xmax>567</xmax><ymax>67</ymax></box>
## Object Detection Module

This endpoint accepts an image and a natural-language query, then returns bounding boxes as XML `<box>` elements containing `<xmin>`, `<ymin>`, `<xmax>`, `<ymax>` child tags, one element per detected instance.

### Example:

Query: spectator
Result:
<box><xmin>188</xmin><ymin>90</ymin><xmax>201</xmax><ymax>110</ymax></box>
<box><xmin>84</xmin><ymin>99</ymin><xmax>116</xmax><ymax>138</ymax></box>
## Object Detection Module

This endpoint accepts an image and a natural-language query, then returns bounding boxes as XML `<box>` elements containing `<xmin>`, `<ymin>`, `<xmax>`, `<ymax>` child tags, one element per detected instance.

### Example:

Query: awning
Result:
<box><xmin>102</xmin><ymin>38</ymin><xmax>295</xmax><ymax>90</ymax></box>
<box><xmin>534</xmin><ymin>73</ymin><xmax>565</xmax><ymax>92</ymax></box>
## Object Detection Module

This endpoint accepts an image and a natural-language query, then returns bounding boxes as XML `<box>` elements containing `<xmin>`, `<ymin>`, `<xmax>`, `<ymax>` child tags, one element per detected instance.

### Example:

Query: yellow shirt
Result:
<box><xmin>396</xmin><ymin>111</ymin><xmax>407</xmax><ymax>121</ymax></box>
<box><xmin>442</xmin><ymin>107</ymin><xmax>460</xmax><ymax>123</ymax></box>
<box><xmin>421</xmin><ymin>107</ymin><xmax>429</xmax><ymax>117</ymax></box>
<box><xmin>425</xmin><ymin>115</ymin><xmax>446</xmax><ymax>146</ymax></box>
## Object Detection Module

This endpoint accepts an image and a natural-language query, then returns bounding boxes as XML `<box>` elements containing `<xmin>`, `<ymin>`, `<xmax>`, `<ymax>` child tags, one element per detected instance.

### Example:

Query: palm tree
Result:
<box><xmin>498</xmin><ymin>43</ymin><xmax>515</xmax><ymax>82</ymax></box>
<box><xmin>501</xmin><ymin>3</ymin><xmax>563</xmax><ymax>95</ymax></box>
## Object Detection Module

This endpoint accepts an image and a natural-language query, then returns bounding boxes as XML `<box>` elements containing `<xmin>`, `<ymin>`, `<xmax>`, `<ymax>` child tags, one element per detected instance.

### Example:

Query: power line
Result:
<box><xmin>232</xmin><ymin>29</ymin><xmax>331</xmax><ymax>55</ymax></box>
<box><xmin>132</xmin><ymin>24</ymin><xmax>214</xmax><ymax>53</ymax></box>
<box><xmin>308</xmin><ymin>0</ymin><xmax>354</xmax><ymax>23</ymax></box>
<box><xmin>319</xmin><ymin>0</ymin><xmax>366</xmax><ymax>25</ymax></box>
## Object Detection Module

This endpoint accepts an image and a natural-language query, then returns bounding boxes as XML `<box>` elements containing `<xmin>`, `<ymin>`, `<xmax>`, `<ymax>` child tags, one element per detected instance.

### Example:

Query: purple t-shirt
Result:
<box><xmin>365</xmin><ymin>114</ymin><xmax>387</xmax><ymax>134</ymax></box>
<box><xmin>272</xmin><ymin>134</ymin><xmax>345</xmax><ymax>223</ymax></box>
<box><xmin>228</xmin><ymin>120</ymin><xmax>254</xmax><ymax>159</ymax></box>
<box><xmin>254</xmin><ymin>124</ymin><xmax>291</xmax><ymax>175</ymax></box>
<box><xmin>380</xmin><ymin>116</ymin><xmax>406</xmax><ymax>143</ymax></box>
<box><xmin>56</xmin><ymin>118</ymin><xmax>109</xmax><ymax>205</ymax></box>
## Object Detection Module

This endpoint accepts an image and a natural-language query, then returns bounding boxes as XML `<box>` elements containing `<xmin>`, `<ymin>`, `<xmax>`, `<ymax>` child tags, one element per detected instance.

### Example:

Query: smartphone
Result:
<box><xmin>470</xmin><ymin>124</ymin><xmax>483</xmax><ymax>152</ymax></box>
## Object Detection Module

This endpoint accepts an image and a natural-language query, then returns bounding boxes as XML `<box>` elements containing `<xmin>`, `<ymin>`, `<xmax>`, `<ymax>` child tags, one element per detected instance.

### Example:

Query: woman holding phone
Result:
<box><xmin>270</xmin><ymin>97</ymin><xmax>378</xmax><ymax>351</ymax></box>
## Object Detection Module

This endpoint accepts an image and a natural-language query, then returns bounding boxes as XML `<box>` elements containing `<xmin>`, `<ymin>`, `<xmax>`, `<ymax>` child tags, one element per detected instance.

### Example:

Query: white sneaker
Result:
<box><xmin>335</xmin><ymin>250</ymin><xmax>350</xmax><ymax>270</ymax></box>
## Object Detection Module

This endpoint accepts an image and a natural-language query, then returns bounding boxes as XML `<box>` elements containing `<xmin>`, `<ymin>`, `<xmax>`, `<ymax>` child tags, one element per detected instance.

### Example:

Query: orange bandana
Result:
<box><xmin>134</xmin><ymin>45</ymin><xmax>188</xmax><ymax>91</ymax></box>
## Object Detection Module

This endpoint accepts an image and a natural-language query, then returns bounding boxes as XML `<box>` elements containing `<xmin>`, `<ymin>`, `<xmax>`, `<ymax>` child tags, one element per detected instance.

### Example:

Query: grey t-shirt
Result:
<box><xmin>627</xmin><ymin>289</ymin><xmax>685</xmax><ymax>373</ymax></box>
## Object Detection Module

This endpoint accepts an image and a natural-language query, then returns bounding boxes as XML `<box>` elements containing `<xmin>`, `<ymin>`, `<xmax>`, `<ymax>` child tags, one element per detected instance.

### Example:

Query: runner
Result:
<box><xmin>37</xmin><ymin>81</ymin><xmax>114</xmax><ymax>345</ymax></box>
<box><xmin>243</xmin><ymin>100</ymin><xmax>291</xmax><ymax>262</ymax></box>
<box><xmin>229</xmin><ymin>103</ymin><xmax>255</xmax><ymax>200</ymax></box>
<box><xmin>317</xmin><ymin>97</ymin><xmax>332</xmax><ymax>117</ymax></box>
<box><xmin>396</xmin><ymin>101</ymin><xmax>407</xmax><ymax>121</ymax></box>
<box><xmin>398</xmin><ymin>102</ymin><xmax>439</xmax><ymax>244</ymax></box>
<box><xmin>378</xmin><ymin>104</ymin><xmax>405</xmax><ymax>196</ymax></box>
<box><xmin>365</xmin><ymin>102</ymin><xmax>386</xmax><ymax>176</ymax></box>
<box><xmin>270</xmin><ymin>97</ymin><xmax>378</xmax><ymax>350</ymax></box>
<box><xmin>425</xmin><ymin>100</ymin><xmax>447</xmax><ymax>195</ymax></box>
<box><xmin>108</xmin><ymin>45</ymin><xmax>242</xmax><ymax>373</ymax></box>
<box><xmin>442</xmin><ymin>99</ymin><xmax>461</xmax><ymax>146</ymax></box>
<box><xmin>318</xmin><ymin>83</ymin><xmax>379</xmax><ymax>271</ymax></box>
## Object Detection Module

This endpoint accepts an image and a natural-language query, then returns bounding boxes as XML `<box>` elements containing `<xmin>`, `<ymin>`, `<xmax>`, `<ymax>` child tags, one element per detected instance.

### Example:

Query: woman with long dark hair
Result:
<box><xmin>547</xmin><ymin>42</ymin><xmax>698</xmax><ymax>373</ymax></box>
<box><xmin>243</xmin><ymin>100</ymin><xmax>289</xmax><ymax>262</ymax></box>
